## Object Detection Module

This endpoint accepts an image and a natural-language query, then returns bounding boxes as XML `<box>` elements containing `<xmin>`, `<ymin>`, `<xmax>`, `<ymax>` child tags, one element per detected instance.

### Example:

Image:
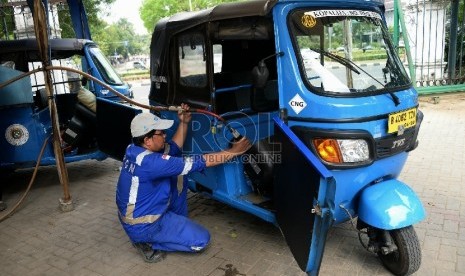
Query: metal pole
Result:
<box><xmin>32</xmin><ymin>0</ymin><xmax>73</xmax><ymax>211</ymax></box>
<box><xmin>393</xmin><ymin>0</ymin><xmax>399</xmax><ymax>46</ymax></box>
<box><xmin>448</xmin><ymin>0</ymin><xmax>459</xmax><ymax>80</ymax></box>
<box><xmin>343</xmin><ymin>20</ymin><xmax>353</xmax><ymax>88</ymax></box>
<box><xmin>395</xmin><ymin>0</ymin><xmax>416</xmax><ymax>85</ymax></box>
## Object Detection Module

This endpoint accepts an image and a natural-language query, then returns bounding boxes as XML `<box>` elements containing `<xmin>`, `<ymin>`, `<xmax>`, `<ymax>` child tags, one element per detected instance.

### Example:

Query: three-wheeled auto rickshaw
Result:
<box><xmin>93</xmin><ymin>0</ymin><xmax>426</xmax><ymax>275</ymax></box>
<box><xmin>0</xmin><ymin>38</ymin><xmax>132</xmax><ymax>174</ymax></box>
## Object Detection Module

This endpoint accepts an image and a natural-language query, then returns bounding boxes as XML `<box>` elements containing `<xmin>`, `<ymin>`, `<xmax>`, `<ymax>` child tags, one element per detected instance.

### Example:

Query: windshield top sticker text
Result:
<box><xmin>305</xmin><ymin>10</ymin><xmax>382</xmax><ymax>20</ymax></box>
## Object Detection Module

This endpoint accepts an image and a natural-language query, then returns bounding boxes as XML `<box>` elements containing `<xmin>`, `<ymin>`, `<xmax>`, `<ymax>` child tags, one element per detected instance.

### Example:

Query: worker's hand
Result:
<box><xmin>178</xmin><ymin>103</ymin><xmax>192</xmax><ymax>124</ymax></box>
<box><xmin>230</xmin><ymin>137</ymin><xmax>252</xmax><ymax>155</ymax></box>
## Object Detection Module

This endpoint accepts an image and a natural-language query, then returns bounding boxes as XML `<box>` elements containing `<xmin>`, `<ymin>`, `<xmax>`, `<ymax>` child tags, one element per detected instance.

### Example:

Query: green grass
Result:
<box><xmin>120</xmin><ymin>70</ymin><xmax>149</xmax><ymax>81</ymax></box>
<box><xmin>352</xmin><ymin>49</ymin><xmax>387</xmax><ymax>61</ymax></box>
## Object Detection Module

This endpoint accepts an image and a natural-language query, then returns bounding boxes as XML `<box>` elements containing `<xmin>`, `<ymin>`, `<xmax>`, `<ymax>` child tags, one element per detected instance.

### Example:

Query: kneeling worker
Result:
<box><xmin>116</xmin><ymin>104</ymin><xmax>251</xmax><ymax>263</ymax></box>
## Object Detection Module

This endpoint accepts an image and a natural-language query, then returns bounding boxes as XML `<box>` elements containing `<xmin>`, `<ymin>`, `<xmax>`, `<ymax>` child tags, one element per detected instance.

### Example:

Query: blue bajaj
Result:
<box><xmin>99</xmin><ymin>0</ymin><xmax>426</xmax><ymax>275</ymax></box>
<box><xmin>0</xmin><ymin>39</ymin><xmax>132</xmax><ymax>173</ymax></box>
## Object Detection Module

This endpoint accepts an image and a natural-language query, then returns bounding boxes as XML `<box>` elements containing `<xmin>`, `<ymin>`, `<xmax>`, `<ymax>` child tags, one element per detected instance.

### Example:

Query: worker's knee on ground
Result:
<box><xmin>189</xmin><ymin>226</ymin><xmax>210</xmax><ymax>252</ymax></box>
<box><xmin>179</xmin><ymin>217</ymin><xmax>210</xmax><ymax>252</ymax></box>
<box><xmin>146</xmin><ymin>211</ymin><xmax>210</xmax><ymax>252</ymax></box>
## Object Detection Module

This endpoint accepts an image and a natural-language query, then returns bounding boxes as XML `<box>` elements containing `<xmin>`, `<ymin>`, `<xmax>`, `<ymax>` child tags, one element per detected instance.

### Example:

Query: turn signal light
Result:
<box><xmin>313</xmin><ymin>139</ymin><xmax>342</xmax><ymax>163</ymax></box>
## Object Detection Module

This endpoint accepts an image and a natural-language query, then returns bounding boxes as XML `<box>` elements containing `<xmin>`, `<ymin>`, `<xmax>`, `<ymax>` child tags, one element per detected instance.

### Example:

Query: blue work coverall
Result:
<box><xmin>116</xmin><ymin>141</ymin><xmax>210</xmax><ymax>252</ymax></box>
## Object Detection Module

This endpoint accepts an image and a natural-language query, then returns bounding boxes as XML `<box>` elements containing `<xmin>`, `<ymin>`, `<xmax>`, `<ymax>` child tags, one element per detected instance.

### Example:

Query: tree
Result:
<box><xmin>140</xmin><ymin>0</ymin><xmax>237</xmax><ymax>33</ymax></box>
<box><xmin>0</xmin><ymin>0</ymin><xmax>115</xmax><ymax>39</ymax></box>
<box><xmin>0</xmin><ymin>0</ymin><xmax>15</xmax><ymax>40</ymax></box>
<box><xmin>444</xmin><ymin>0</ymin><xmax>465</xmax><ymax>75</ymax></box>
<box><xmin>95</xmin><ymin>18</ymin><xmax>150</xmax><ymax>58</ymax></box>
<box><xmin>59</xmin><ymin>0</ymin><xmax>116</xmax><ymax>38</ymax></box>
<box><xmin>57</xmin><ymin>1</ymin><xmax>150</xmax><ymax>57</ymax></box>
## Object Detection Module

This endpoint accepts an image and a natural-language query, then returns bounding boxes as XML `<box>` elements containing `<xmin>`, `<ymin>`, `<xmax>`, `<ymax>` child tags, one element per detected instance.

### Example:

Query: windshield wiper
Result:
<box><xmin>310</xmin><ymin>48</ymin><xmax>400</xmax><ymax>105</ymax></box>
<box><xmin>310</xmin><ymin>47</ymin><xmax>360</xmax><ymax>75</ymax></box>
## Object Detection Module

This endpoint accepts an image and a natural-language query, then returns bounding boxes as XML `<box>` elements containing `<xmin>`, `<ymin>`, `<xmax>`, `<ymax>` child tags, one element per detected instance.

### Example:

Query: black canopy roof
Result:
<box><xmin>153</xmin><ymin>0</ymin><xmax>276</xmax><ymax>34</ymax></box>
<box><xmin>149</xmin><ymin>0</ymin><xmax>277</xmax><ymax>102</ymax></box>
<box><xmin>0</xmin><ymin>38</ymin><xmax>94</xmax><ymax>61</ymax></box>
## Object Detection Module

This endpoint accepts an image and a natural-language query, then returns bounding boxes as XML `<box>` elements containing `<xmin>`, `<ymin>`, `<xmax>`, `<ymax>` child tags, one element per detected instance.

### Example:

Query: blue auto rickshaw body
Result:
<box><xmin>93</xmin><ymin>0</ymin><xmax>427</xmax><ymax>274</ymax></box>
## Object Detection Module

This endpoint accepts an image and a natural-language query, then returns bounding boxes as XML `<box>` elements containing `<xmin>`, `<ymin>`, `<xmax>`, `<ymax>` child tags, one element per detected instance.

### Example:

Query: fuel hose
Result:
<box><xmin>46</xmin><ymin>66</ymin><xmax>240</xmax><ymax>137</ymax></box>
<box><xmin>0</xmin><ymin>66</ymin><xmax>231</xmax><ymax>125</ymax></box>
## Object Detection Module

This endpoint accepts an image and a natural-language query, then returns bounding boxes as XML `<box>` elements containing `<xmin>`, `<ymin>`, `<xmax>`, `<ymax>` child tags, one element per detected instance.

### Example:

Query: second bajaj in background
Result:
<box><xmin>98</xmin><ymin>0</ymin><xmax>425</xmax><ymax>275</ymax></box>
<box><xmin>0</xmin><ymin>38</ymin><xmax>133</xmax><ymax>175</ymax></box>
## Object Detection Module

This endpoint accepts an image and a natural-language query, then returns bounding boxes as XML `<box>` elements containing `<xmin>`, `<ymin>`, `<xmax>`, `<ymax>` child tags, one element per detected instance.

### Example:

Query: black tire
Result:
<box><xmin>378</xmin><ymin>226</ymin><xmax>421</xmax><ymax>276</ymax></box>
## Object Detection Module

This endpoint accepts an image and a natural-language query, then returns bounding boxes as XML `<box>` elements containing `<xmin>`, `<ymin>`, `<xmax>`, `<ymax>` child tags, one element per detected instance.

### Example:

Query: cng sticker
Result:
<box><xmin>288</xmin><ymin>94</ymin><xmax>307</xmax><ymax>114</ymax></box>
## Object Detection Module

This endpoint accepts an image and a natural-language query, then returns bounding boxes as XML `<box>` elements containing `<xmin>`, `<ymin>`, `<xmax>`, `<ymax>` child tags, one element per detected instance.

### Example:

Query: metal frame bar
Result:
<box><xmin>417</xmin><ymin>84</ymin><xmax>465</xmax><ymax>94</ymax></box>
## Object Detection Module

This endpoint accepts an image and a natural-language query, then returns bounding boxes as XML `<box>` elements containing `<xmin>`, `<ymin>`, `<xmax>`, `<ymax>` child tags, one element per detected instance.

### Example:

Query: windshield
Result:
<box><xmin>289</xmin><ymin>9</ymin><xmax>410</xmax><ymax>95</ymax></box>
<box><xmin>88</xmin><ymin>46</ymin><xmax>124</xmax><ymax>85</ymax></box>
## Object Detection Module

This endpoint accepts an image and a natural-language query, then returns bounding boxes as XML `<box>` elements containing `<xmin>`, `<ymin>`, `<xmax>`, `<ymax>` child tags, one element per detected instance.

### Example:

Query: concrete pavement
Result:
<box><xmin>0</xmin><ymin>93</ymin><xmax>464</xmax><ymax>276</ymax></box>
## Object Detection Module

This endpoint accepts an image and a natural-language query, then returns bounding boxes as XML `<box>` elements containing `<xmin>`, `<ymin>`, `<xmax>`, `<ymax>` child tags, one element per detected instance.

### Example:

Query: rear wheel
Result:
<box><xmin>378</xmin><ymin>226</ymin><xmax>421</xmax><ymax>276</ymax></box>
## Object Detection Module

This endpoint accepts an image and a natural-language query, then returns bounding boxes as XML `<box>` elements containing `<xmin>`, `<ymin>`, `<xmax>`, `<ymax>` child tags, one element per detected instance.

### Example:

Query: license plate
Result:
<box><xmin>388</xmin><ymin>108</ymin><xmax>417</xmax><ymax>134</ymax></box>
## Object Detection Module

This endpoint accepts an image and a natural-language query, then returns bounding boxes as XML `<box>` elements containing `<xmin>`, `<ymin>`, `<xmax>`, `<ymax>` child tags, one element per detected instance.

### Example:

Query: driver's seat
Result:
<box><xmin>250</xmin><ymin>80</ymin><xmax>278</xmax><ymax>112</ymax></box>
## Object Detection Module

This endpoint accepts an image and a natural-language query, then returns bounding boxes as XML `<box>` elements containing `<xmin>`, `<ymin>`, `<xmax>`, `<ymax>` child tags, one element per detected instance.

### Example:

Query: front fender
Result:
<box><xmin>358</xmin><ymin>179</ymin><xmax>426</xmax><ymax>230</ymax></box>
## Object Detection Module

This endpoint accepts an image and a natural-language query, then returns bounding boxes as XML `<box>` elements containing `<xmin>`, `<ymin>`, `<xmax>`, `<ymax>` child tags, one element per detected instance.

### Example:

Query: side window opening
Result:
<box><xmin>178</xmin><ymin>33</ymin><xmax>207</xmax><ymax>88</ymax></box>
<box><xmin>213</xmin><ymin>39</ymin><xmax>278</xmax><ymax>114</ymax></box>
<box><xmin>209</xmin><ymin>16</ymin><xmax>277</xmax><ymax>114</ymax></box>
<box><xmin>172</xmin><ymin>30</ymin><xmax>210</xmax><ymax>108</ymax></box>
<box><xmin>213</xmin><ymin>44</ymin><xmax>222</xmax><ymax>74</ymax></box>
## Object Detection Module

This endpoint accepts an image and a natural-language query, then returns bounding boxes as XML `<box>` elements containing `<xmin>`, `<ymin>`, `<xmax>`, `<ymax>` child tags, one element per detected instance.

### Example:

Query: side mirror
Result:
<box><xmin>87</xmin><ymin>68</ymin><xmax>95</xmax><ymax>92</ymax></box>
<box><xmin>252</xmin><ymin>52</ymin><xmax>283</xmax><ymax>89</ymax></box>
<box><xmin>252</xmin><ymin>60</ymin><xmax>269</xmax><ymax>89</ymax></box>
<box><xmin>382</xmin><ymin>67</ymin><xmax>389</xmax><ymax>83</ymax></box>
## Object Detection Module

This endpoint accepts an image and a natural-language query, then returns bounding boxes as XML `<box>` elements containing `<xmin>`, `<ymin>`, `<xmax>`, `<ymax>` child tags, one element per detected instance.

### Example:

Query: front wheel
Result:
<box><xmin>378</xmin><ymin>226</ymin><xmax>421</xmax><ymax>276</ymax></box>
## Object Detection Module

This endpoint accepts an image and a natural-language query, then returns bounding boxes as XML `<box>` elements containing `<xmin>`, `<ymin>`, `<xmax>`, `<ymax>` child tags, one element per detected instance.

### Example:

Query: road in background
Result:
<box><xmin>129</xmin><ymin>80</ymin><xmax>150</xmax><ymax>105</ymax></box>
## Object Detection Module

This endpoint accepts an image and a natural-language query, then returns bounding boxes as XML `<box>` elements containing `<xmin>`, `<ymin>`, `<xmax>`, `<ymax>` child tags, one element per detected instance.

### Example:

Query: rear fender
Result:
<box><xmin>358</xmin><ymin>179</ymin><xmax>425</xmax><ymax>230</ymax></box>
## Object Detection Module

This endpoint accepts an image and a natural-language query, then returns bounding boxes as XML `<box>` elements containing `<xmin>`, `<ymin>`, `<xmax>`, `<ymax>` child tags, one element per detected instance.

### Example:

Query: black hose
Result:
<box><xmin>46</xmin><ymin>66</ymin><xmax>231</xmax><ymax>123</ymax></box>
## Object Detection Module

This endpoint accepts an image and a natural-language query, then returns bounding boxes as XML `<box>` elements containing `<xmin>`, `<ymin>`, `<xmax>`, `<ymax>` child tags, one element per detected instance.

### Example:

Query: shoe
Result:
<box><xmin>132</xmin><ymin>243</ymin><xmax>165</xmax><ymax>263</ymax></box>
<box><xmin>0</xmin><ymin>201</ymin><xmax>6</xmax><ymax>212</ymax></box>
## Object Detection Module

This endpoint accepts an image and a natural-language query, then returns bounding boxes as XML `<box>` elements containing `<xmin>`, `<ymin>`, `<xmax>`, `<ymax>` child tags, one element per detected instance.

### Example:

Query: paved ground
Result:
<box><xmin>0</xmin><ymin>93</ymin><xmax>464</xmax><ymax>276</ymax></box>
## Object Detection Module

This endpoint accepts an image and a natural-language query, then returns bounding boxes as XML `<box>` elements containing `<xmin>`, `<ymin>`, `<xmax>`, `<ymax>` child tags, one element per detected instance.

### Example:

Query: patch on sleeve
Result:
<box><xmin>162</xmin><ymin>154</ymin><xmax>171</xmax><ymax>160</ymax></box>
<box><xmin>163</xmin><ymin>143</ymin><xmax>170</xmax><ymax>154</ymax></box>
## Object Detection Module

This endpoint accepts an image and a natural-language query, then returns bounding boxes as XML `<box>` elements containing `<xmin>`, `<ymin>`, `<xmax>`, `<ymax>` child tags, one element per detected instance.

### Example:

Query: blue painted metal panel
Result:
<box><xmin>273</xmin><ymin>116</ymin><xmax>335</xmax><ymax>275</ymax></box>
<box><xmin>66</xmin><ymin>0</ymin><xmax>92</xmax><ymax>40</ymax></box>
<box><xmin>358</xmin><ymin>179</ymin><xmax>426</xmax><ymax>229</ymax></box>
<box><xmin>0</xmin><ymin>107</ymin><xmax>51</xmax><ymax>167</ymax></box>
<box><xmin>273</xmin><ymin>117</ymin><xmax>332</xmax><ymax>178</ymax></box>
<box><xmin>330</xmin><ymin>153</ymin><xmax>408</xmax><ymax>222</ymax></box>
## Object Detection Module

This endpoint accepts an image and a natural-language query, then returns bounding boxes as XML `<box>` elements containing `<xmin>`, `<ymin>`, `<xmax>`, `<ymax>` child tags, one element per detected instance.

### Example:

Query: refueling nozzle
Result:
<box><xmin>164</xmin><ymin>105</ymin><xmax>243</xmax><ymax>140</ymax></box>
<box><xmin>167</xmin><ymin>105</ymin><xmax>185</xmax><ymax>112</ymax></box>
<box><xmin>228</xmin><ymin>126</ymin><xmax>242</xmax><ymax>140</ymax></box>
<box><xmin>224</xmin><ymin>124</ymin><xmax>243</xmax><ymax>142</ymax></box>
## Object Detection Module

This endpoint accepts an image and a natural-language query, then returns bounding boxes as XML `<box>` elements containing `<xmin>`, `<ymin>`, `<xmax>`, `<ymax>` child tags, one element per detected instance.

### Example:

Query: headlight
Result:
<box><xmin>313</xmin><ymin>138</ymin><xmax>370</xmax><ymax>164</ymax></box>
